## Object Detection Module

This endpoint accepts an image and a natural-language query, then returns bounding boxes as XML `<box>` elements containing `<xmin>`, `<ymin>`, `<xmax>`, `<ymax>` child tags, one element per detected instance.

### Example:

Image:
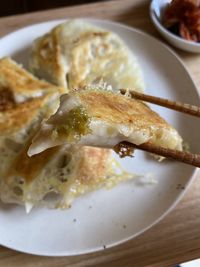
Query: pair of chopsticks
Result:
<box><xmin>119</xmin><ymin>89</ymin><xmax>200</xmax><ymax>168</ymax></box>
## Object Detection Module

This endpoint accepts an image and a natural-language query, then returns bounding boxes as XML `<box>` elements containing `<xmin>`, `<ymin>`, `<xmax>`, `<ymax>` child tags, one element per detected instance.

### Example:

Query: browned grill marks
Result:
<box><xmin>0</xmin><ymin>87</ymin><xmax>16</xmax><ymax>111</ymax></box>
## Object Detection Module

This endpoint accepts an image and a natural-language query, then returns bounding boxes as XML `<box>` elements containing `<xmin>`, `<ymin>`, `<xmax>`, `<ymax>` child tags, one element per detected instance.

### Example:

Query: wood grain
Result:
<box><xmin>0</xmin><ymin>0</ymin><xmax>200</xmax><ymax>266</ymax></box>
<box><xmin>116</xmin><ymin>141</ymin><xmax>200</xmax><ymax>168</ymax></box>
<box><xmin>120</xmin><ymin>89</ymin><xmax>200</xmax><ymax>117</ymax></box>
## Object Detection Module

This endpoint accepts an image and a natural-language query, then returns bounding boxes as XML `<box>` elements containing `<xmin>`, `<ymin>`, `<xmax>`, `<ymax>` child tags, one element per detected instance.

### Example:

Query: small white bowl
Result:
<box><xmin>150</xmin><ymin>0</ymin><xmax>200</xmax><ymax>53</ymax></box>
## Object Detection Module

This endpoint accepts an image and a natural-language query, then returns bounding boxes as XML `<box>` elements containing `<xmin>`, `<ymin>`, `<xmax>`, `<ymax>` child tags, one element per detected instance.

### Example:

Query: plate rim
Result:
<box><xmin>0</xmin><ymin>18</ymin><xmax>199</xmax><ymax>256</ymax></box>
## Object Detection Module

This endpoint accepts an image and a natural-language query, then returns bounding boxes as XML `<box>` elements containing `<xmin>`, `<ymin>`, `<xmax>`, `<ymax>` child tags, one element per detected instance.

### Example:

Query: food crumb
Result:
<box><xmin>176</xmin><ymin>184</ymin><xmax>185</xmax><ymax>190</ymax></box>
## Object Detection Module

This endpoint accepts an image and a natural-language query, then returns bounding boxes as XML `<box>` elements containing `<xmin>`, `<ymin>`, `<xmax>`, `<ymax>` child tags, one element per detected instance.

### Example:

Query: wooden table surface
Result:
<box><xmin>0</xmin><ymin>0</ymin><xmax>200</xmax><ymax>266</ymax></box>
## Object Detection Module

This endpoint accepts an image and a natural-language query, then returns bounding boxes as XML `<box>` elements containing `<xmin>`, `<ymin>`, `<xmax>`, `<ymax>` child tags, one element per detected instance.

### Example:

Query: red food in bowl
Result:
<box><xmin>163</xmin><ymin>0</ymin><xmax>200</xmax><ymax>42</ymax></box>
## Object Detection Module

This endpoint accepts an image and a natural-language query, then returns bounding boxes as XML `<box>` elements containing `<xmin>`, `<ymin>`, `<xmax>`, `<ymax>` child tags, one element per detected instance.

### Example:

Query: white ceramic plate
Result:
<box><xmin>0</xmin><ymin>19</ymin><xmax>199</xmax><ymax>256</ymax></box>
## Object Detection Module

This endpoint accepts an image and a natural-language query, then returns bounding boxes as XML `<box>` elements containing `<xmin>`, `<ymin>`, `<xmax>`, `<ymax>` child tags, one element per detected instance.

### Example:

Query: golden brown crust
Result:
<box><xmin>0</xmin><ymin>57</ymin><xmax>65</xmax><ymax>136</ymax></box>
<box><xmin>5</xmin><ymin>142</ymin><xmax>60</xmax><ymax>184</ymax></box>
<box><xmin>0</xmin><ymin>87</ymin><xmax>16</xmax><ymax>111</ymax></box>
<box><xmin>68</xmin><ymin>31</ymin><xmax>111</xmax><ymax>89</ymax></box>
<box><xmin>0</xmin><ymin>57</ymin><xmax>114</xmax><ymax>208</ymax></box>
<box><xmin>78</xmin><ymin>90</ymin><xmax>170</xmax><ymax>130</ymax></box>
<box><xmin>77</xmin><ymin>147</ymin><xmax>111</xmax><ymax>185</ymax></box>
<box><xmin>0</xmin><ymin>94</ymin><xmax>51</xmax><ymax>136</ymax></box>
<box><xmin>34</xmin><ymin>30</ymin><xmax>63</xmax><ymax>83</ymax></box>
<box><xmin>0</xmin><ymin>57</ymin><xmax>62</xmax><ymax>96</ymax></box>
<box><xmin>29</xmin><ymin>20</ymin><xmax>145</xmax><ymax>92</ymax></box>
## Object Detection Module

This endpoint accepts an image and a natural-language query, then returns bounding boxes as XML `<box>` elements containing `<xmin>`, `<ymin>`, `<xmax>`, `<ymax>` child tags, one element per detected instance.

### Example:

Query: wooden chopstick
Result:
<box><xmin>120</xmin><ymin>89</ymin><xmax>200</xmax><ymax>117</ymax></box>
<box><xmin>116</xmin><ymin>89</ymin><xmax>200</xmax><ymax>167</ymax></box>
<box><xmin>115</xmin><ymin>142</ymin><xmax>200</xmax><ymax>168</ymax></box>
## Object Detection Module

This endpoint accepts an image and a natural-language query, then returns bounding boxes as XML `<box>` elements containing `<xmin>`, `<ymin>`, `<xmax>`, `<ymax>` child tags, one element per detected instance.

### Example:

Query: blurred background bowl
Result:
<box><xmin>150</xmin><ymin>0</ymin><xmax>200</xmax><ymax>53</ymax></box>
